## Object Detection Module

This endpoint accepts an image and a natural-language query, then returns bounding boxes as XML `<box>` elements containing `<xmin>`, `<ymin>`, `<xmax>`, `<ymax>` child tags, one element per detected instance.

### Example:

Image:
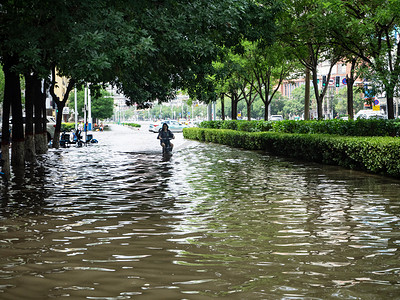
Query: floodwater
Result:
<box><xmin>0</xmin><ymin>124</ymin><xmax>399</xmax><ymax>300</ymax></box>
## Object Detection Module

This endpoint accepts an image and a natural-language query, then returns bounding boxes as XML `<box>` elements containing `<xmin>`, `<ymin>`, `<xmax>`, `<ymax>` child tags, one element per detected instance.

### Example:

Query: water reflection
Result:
<box><xmin>0</xmin><ymin>124</ymin><xmax>399</xmax><ymax>299</ymax></box>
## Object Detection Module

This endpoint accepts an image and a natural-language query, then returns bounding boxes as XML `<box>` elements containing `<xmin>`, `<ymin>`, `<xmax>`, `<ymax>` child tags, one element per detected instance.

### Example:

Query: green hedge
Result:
<box><xmin>123</xmin><ymin>123</ymin><xmax>141</xmax><ymax>128</ymax></box>
<box><xmin>183</xmin><ymin>127</ymin><xmax>400</xmax><ymax>178</ymax></box>
<box><xmin>200</xmin><ymin>119</ymin><xmax>400</xmax><ymax>137</ymax></box>
<box><xmin>61</xmin><ymin>123</ymin><xmax>75</xmax><ymax>131</ymax></box>
<box><xmin>200</xmin><ymin>120</ymin><xmax>272</xmax><ymax>132</ymax></box>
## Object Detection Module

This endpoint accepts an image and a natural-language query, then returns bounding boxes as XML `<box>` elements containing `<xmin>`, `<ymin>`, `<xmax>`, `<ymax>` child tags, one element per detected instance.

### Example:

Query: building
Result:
<box><xmin>47</xmin><ymin>71</ymin><xmax>70</xmax><ymax>120</ymax></box>
<box><xmin>277</xmin><ymin>61</ymin><xmax>394</xmax><ymax>118</ymax></box>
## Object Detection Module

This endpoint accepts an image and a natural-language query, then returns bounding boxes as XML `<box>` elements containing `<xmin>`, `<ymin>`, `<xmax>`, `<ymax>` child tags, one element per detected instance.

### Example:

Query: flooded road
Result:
<box><xmin>0</xmin><ymin>124</ymin><xmax>399</xmax><ymax>299</ymax></box>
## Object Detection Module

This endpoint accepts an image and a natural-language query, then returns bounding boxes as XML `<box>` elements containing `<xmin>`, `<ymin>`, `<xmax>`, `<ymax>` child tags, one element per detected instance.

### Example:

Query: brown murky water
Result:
<box><xmin>0</xmin><ymin>124</ymin><xmax>399</xmax><ymax>299</ymax></box>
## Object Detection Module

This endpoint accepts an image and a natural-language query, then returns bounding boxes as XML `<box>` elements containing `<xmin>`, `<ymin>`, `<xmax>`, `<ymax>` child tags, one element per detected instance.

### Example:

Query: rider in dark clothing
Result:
<box><xmin>157</xmin><ymin>123</ymin><xmax>175</xmax><ymax>151</ymax></box>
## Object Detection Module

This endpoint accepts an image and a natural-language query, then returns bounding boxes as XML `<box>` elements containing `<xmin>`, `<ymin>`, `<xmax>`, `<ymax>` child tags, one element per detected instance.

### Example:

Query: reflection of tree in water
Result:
<box><xmin>1</xmin><ymin>163</ymin><xmax>50</xmax><ymax>218</ymax></box>
<box><xmin>168</xmin><ymin>144</ymin><xmax>400</xmax><ymax>295</ymax></box>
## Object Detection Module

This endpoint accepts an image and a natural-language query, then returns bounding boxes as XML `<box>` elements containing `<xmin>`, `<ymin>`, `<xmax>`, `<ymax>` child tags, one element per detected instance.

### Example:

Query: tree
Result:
<box><xmin>1</xmin><ymin>0</ymin><xmax>276</xmax><ymax>174</ymax></box>
<box><xmin>112</xmin><ymin>0</ymin><xmax>258</xmax><ymax>107</ymax></box>
<box><xmin>0</xmin><ymin>69</ymin><xmax>4</xmax><ymax>104</ymax></box>
<box><xmin>327</xmin><ymin>0</ymin><xmax>400</xmax><ymax>119</ymax></box>
<box><xmin>213</xmin><ymin>54</ymin><xmax>246</xmax><ymax>120</ymax></box>
<box><xmin>50</xmin><ymin>67</ymin><xmax>75</xmax><ymax>148</ymax></box>
<box><xmin>248</xmin><ymin>41</ymin><xmax>300</xmax><ymax>120</ymax></box>
<box><xmin>69</xmin><ymin>88</ymin><xmax>113</xmax><ymax>121</ymax></box>
<box><xmin>280</xmin><ymin>0</ymin><xmax>341</xmax><ymax>120</ymax></box>
<box><xmin>230</xmin><ymin>42</ymin><xmax>260</xmax><ymax>121</ymax></box>
<box><xmin>202</xmin><ymin>0</ymin><xmax>281</xmax><ymax>120</ymax></box>
<box><xmin>283</xmin><ymin>85</ymin><xmax>315</xmax><ymax>118</ymax></box>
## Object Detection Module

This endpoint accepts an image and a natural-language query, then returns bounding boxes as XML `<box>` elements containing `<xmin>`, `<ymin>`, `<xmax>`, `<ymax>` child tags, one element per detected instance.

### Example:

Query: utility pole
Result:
<box><xmin>88</xmin><ymin>87</ymin><xmax>92</xmax><ymax>130</ymax></box>
<box><xmin>212</xmin><ymin>101</ymin><xmax>216</xmax><ymax>120</ymax></box>
<box><xmin>84</xmin><ymin>85</ymin><xmax>87</xmax><ymax>143</ymax></box>
<box><xmin>74</xmin><ymin>87</ymin><xmax>78</xmax><ymax>130</ymax></box>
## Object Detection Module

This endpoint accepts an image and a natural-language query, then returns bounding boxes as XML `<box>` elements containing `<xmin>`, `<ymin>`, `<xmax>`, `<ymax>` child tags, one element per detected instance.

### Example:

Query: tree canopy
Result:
<box><xmin>2</xmin><ymin>0</ymin><xmax>400</xmax><ymax>174</ymax></box>
<box><xmin>68</xmin><ymin>88</ymin><xmax>114</xmax><ymax>121</ymax></box>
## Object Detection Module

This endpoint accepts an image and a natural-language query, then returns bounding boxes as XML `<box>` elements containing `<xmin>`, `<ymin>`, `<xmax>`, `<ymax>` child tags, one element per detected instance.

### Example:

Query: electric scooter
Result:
<box><xmin>162</xmin><ymin>137</ymin><xmax>173</xmax><ymax>155</ymax></box>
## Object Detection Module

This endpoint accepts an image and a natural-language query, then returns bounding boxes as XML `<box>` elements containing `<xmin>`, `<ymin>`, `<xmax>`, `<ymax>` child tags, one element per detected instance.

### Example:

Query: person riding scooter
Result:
<box><xmin>157</xmin><ymin>123</ymin><xmax>175</xmax><ymax>152</ymax></box>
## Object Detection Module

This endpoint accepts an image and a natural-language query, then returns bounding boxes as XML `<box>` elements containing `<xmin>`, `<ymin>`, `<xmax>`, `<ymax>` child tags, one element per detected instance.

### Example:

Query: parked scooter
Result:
<box><xmin>69</xmin><ymin>129</ymin><xmax>98</xmax><ymax>147</ymax></box>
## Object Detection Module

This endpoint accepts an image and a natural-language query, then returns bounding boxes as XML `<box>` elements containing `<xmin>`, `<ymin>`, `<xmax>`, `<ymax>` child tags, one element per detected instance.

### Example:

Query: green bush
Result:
<box><xmin>124</xmin><ymin>123</ymin><xmax>141</xmax><ymax>128</ymax></box>
<box><xmin>61</xmin><ymin>123</ymin><xmax>75</xmax><ymax>131</ymax></box>
<box><xmin>199</xmin><ymin>119</ymin><xmax>400</xmax><ymax>137</ymax></box>
<box><xmin>199</xmin><ymin>120</ymin><xmax>223</xmax><ymax>129</ymax></box>
<box><xmin>183</xmin><ymin>127</ymin><xmax>400</xmax><ymax>178</ymax></box>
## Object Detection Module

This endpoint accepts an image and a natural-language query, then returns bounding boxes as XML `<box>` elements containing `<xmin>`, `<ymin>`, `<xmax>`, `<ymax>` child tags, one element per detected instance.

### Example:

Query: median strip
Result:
<box><xmin>183</xmin><ymin>127</ymin><xmax>400</xmax><ymax>178</ymax></box>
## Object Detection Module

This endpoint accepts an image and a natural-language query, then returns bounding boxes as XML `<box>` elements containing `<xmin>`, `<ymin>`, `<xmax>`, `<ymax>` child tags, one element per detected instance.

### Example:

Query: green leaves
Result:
<box><xmin>184</xmin><ymin>127</ymin><xmax>400</xmax><ymax>178</ymax></box>
<box><xmin>68</xmin><ymin>87</ymin><xmax>113</xmax><ymax>120</ymax></box>
<box><xmin>199</xmin><ymin>119</ymin><xmax>400</xmax><ymax>137</ymax></box>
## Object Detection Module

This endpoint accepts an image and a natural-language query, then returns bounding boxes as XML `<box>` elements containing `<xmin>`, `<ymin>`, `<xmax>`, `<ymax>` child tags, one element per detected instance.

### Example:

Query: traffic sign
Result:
<box><xmin>342</xmin><ymin>78</ymin><xmax>347</xmax><ymax>85</ymax></box>
<box><xmin>374</xmin><ymin>99</ymin><xmax>379</xmax><ymax>105</ymax></box>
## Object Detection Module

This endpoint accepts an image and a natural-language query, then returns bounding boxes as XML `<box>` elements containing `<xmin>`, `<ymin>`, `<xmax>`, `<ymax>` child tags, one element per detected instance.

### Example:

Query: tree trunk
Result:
<box><xmin>304</xmin><ymin>67</ymin><xmax>310</xmax><ymax>120</ymax></box>
<box><xmin>52</xmin><ymin>103</ymin><xmax>65</xmax><ymax>149</ymax></box>
<box><xmin>247</xmin><ymin>102</ymin><xmax>251</xmax><ymax>121</ymax></box>
<box><xmin>34</xmin><ymin>79</ymin><xmax>48</xmax><ymax>153</ymax></box>
<box><xmin>346</xmin><ymin>80</ymin><xmax>354</xmax><ymax>119</ymax></box>
<box><xmin>317</xmin><ymin>98</ymin><xmax>323</xmax><ymax>120</ymax></box>
<box><xmin>24</xmin><ymin>73</ymin><xmax>36</xmax><ymax>162</ymax></box>
<box><xmin>264</xmin><ymin>100</ymin><xmax>269</xmax><ymax>120</ymax></box>
<box><xmin>220</xmin><ymin>93</ymin><xmax>225</xmax><ymax>121</ymax></box>
<box><xmin>50</xmin><ymin>69</ymin><xmax>75</xmax><ymax>148</ymax></box>
<box><xmin>42</xmin><ymin>83</ymin><xmax>49</xmax><ymax>147</ymax></box>
<box><xmin>6</xmin><ymin>58</ymin><xmax>25</xmax><ymax>167</ymax></box>
<box><xmin>346</xmin><ymin>57</ymin><xmax>357</xmax><ymax>120</ymax></box>
<box><xmin>1</xmin><ymin>57</ymin><xmax>13</xmax><ymax>179</ymax></box>
<box><xmin>231</xmin><ymin>95</ymin><xmax>237</xmax><ymax>120</ymax></box>
<box><xmin>386</xmin><ymin>86</ymin><xmax>395</xmax><ymax>119</ymax></box>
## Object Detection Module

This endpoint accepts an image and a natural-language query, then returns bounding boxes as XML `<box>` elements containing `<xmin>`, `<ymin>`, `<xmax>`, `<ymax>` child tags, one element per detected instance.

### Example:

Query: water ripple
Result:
<box><xmin>0</xmin><ymin>125</ymin><xmax>399</xmax><ymax>299</ymax></box>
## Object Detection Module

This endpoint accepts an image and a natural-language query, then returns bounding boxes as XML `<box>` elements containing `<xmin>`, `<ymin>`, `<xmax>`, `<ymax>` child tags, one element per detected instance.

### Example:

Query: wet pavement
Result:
<box><xmin>0</xmin><ymin>124</ymin><xmax>399</xmax><ymax>299</ymax></box>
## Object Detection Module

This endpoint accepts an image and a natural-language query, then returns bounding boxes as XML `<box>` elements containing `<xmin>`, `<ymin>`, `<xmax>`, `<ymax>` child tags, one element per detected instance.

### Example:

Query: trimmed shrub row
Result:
<box><xmin>124</xmin><ymin>123</ymin><xmax>141</xmax><ymax>128</ymax></box>
<box><xmin>61</xmin><ymin>123</ymin><xmax>75</xmax><ymax>131</ymax></box>
<box><xmin>183</xmin><ymin>127</ymin><xmax>400</xmax><ymax>178</ymax></box>
<box><xmin>60</xmin><ymin>123</ymin><xmax>110</xmax><ymax>131</ymax></box>
<box><xmin>200</xmin><ymin>119</ymin><xmax>400</xmax><ymax>137</ymax></box>
<box><xmin>200</xmin><ymin>120</ymin><xmax>272</xmax><ymax>132</ymax></box>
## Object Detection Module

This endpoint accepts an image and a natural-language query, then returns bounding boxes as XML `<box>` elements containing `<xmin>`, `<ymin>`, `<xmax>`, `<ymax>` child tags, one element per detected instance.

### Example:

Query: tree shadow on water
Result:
<box><xmin>0</xmin><ymin>163</ymin><xmax>51</xmax><ymax>218</ymax></box>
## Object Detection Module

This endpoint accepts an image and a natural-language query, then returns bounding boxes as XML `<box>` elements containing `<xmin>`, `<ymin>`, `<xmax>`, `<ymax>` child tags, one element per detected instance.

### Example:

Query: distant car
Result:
<box><xmin>365</xmin><ymin>114</ymin><xmax>386</xmax><ymax>120</ymax></box>
<box><xmin>149</xmin><ymin>121</ymin><xmax>162</xmax><ymax>133</ymax></box>
<box><xmin>46</xmin><ymin>116</ymin><xmax>56</xmax><ymax>141</ymax></box>
<box><xmin>270</xmin><ymin>115</ymin><xmax>284</xmax><ymax>121</ymax></box>
<box><xmin>355</xmin><ymin>110</ymin><xmax>387</xmax><ymax>120</ymax></box>
<box><xmin>184</xmin><ymin>120</ymin><xmax>198</xmax><ymax>127</ymax></box>
<box><xmin>8</xmin><ymin>115</ymin><xmax>56</xmax><ymax>142</ymax></box>
<box><xmin>149</xmin><ymin>120</ymin><xmax>186</xmax><ymax>133</ymax></box>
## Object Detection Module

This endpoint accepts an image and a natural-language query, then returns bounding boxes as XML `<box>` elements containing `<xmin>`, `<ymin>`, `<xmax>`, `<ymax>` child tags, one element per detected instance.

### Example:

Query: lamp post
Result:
<box><xmin>74</xmin><ymin>87</ymin><xmax>78</xmax><ymax>130</ymax></box>
<box><xmin>84</xmin><ymin>85</ymin><xmax>88</xmax><ymax>142</ymax></box>
<box><xmin>88</xmin><ymin>87</ymin><xmax>92</xmax><ymax>130</ymax></box>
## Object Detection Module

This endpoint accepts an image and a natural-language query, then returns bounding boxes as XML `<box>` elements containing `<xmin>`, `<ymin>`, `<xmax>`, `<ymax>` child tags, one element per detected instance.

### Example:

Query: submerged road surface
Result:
<box><xmin>0</xmin><ymin>124</ymin><xmax>399</xmax><ymax>299</ymax></box>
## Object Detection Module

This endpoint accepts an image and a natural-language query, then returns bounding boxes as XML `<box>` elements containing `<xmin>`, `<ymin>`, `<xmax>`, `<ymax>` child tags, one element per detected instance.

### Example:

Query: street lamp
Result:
<box><xmin>74</xmin><ymin>87</ymin><xmax>78</xmax><ymax>130</ymax></box>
